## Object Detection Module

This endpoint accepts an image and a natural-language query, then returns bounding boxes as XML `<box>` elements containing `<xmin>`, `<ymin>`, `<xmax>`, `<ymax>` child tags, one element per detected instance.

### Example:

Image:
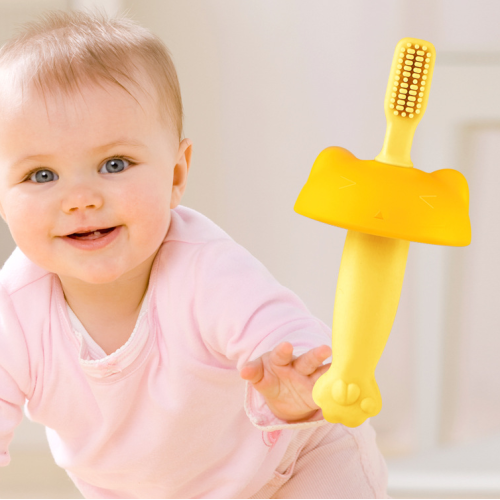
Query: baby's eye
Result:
<box><xmin>29</xmin><ymin>170</ymin><xmax>59</xmax><ymax>183</ymax></box>
<box><xmin>99</xmin><ymin>157</ymin><xmax>131</xmax><ymax>174</ymax></box>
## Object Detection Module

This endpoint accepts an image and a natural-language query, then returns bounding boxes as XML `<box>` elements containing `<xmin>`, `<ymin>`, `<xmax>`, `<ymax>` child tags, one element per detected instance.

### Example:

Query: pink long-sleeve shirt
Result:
<box><xmin>0</xmin><ymin>205</ymin><xmax>384</xmax><ymax>498</ymax></box>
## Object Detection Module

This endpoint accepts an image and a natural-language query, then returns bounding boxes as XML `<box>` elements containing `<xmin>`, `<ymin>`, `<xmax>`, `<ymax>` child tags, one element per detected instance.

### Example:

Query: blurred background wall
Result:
<box><xmin>0</xmin><ymin>0</ymin><xmax>499</xmax><ymax>498</ymax></box>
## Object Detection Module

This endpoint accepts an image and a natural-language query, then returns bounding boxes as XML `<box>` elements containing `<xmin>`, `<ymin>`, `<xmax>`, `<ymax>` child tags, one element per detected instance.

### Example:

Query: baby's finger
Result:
<box><xmin>269</xmin><ymin>342</ymin><xmax>294</xmax><ymax>367</ymax></box>
<box><xmin>292</xmin><ymin>345</ymin><xmax>332</xmax><ymax>376</ymax></box>
<box><xmin>309</xmin><ymin>361</ymin><xmax>331</xmax><ymax>382</ymax></box>
<box><xmin>239</xmin><ymin>359</ymin><xmax>265</xmax><ymax>385</ymax></box>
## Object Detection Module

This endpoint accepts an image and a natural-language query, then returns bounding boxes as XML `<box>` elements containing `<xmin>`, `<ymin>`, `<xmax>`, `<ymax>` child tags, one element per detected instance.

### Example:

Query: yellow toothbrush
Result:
<box><xmin>295</xmin><ymin>38</ymin><xmax>471</xmax><ymax>427</ymax></box>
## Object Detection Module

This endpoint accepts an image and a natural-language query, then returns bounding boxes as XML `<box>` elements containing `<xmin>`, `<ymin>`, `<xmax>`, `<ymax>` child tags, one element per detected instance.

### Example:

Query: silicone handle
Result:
<box><xmin>312</xmin><ymin>230</ymin><xmax>410</xmax><ymax>427</ymax></box>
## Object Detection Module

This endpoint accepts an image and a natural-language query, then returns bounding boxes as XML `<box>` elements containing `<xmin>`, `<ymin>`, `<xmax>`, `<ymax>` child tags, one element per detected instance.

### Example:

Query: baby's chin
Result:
<box><xmin>57</xmin><ymin>260</ymin><xmax>140</xmax><ymax>285</ymax></box>
<box><xmin>56</xmin><ymin>252</ymin><xmax>159</xmax><ymax>288</ymax></box>
<box><xmin>28</xmin><ymin>256</ymin><xmax>134</xmax><ymax>286</ymax></box>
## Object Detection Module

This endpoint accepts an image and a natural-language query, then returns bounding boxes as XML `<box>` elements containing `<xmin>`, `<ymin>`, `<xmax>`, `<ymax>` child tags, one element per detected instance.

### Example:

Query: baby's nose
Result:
<box><xmin>61</xmin><ymin>186</ymin><xmax>104</xmax><ymax>213</ymax></box>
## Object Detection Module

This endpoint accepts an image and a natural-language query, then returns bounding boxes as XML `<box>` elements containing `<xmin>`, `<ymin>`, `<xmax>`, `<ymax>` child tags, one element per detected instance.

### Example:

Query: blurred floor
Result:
<box><xmin>3</xmin><ymin>445</ymin><xmax>500</xmax><ymax>498</ymax></box>
<box><xmin>387</xmin><ymin>433</ymin><xmax>500</xmax><ymax>499</ymax></box>
<box><xmin>0</xmin><ymin>449</ymin><xmax>83</xmax><ymax>499</ymax></box>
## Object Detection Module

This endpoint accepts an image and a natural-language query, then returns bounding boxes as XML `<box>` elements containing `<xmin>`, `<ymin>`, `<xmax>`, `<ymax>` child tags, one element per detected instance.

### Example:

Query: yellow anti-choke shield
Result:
<box><xmin>294</xmin><ymin>146</ymin><xmax>471</xmax><ymax>247</ymax></box>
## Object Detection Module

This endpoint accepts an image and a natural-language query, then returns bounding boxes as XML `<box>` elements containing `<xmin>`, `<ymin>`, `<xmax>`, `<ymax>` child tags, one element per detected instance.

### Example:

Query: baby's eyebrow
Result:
<box><xmin>9</xmin><ymin>138</ymin><xmax>147</xmax><ymax>170</ymax></box>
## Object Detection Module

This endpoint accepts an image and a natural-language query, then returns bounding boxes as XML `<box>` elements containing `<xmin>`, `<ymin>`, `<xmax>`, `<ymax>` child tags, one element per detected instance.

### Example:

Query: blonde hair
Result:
<box><xmin>0</xmin><ymin>8</ymin><xmax>183</xmax><ymax>139</ymax></box>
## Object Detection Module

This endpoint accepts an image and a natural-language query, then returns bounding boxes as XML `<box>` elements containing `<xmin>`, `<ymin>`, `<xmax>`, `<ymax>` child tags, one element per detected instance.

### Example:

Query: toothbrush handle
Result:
<box><xmin>313</xmin><ymin>230</ymin><xmax>410</xmax><ymax>426</ymax></box>
<box><xmin>375</xmin><ymin>118</ymin><xmax>417</xmax><ymax>168</ymax></box>
<box><xmin>332</xmin><ymin>230</ymin><xmax>409</xmax><ymax>372</ymax></box>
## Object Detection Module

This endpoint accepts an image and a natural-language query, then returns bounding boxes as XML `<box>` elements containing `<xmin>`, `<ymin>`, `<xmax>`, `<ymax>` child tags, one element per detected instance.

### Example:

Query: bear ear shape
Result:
<box><xmin>431</xmin><ymin>169</ymin><xmax>470</xmax><ymax>206</ymax></box>
<box><xmin>294</xmin><ymin>147</ymin><xmax>471</xmax><ymax>247</ymax></box>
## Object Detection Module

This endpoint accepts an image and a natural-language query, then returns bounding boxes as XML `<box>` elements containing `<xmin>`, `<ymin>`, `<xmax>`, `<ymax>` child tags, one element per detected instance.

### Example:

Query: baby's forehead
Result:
<box><xmin>0</xmin><ymin>61</ymin><xmax>178</xmax><ymax>145</ymax></box>
<box><xmin>0</xmin><ymin>65</ymin><xmax>25</xmax><ymax>110</ymax></box>
<box><xmin>1</xmin><ymin>72</ymin><xmax>157</xmax><ymax>124</ymax></box>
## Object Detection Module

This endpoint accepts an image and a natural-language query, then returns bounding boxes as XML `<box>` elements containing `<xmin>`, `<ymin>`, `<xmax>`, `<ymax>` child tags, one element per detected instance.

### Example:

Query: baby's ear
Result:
<box><xmin>170</xmin><ymin>138</ymin><xmax>192</xmax><ymax>209</ymax></box>
<box><xmin>178</xmin><ymin>138</ymin><xmax>192</xmax><ymax>174</ymax></box>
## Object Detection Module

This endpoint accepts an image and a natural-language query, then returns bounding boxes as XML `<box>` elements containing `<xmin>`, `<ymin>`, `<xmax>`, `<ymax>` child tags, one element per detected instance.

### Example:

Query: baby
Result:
<box><xmin>0</xmin><ymin>9</ymin><xmax>388</xmax><ymax>499</ymax></box>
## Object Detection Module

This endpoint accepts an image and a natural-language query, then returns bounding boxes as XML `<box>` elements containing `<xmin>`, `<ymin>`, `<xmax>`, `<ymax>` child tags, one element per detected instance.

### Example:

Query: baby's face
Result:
<box><xmin>0</xmin><ymin>79</ymin><xmax>190</xmax><ymax>284</ymax></box>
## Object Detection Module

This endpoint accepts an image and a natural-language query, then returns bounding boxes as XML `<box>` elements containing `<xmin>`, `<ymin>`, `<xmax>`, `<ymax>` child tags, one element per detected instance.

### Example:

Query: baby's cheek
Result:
<box><xmin>7</xmin><ymin>204</ymin><xmax>55</xmax><ymax>268</ymax></box>
<box><xmin>120</xmin><ymin>179</ymin><xmax>171</xmax><ymax>224</ymax></box>
<box><xmin>138</xmin><ymin>196</ymin><xmax>171</xmax><ymax>239</ymax></box>
<box><xmin>8</xmin><ymin>201</ymin><xmax>41</xmax><ymax>243</ymax></box>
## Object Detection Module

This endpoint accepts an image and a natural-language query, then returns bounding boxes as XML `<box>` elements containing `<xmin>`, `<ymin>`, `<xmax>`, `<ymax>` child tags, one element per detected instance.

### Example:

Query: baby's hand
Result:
<box><xmin>240</xmin><ymin>342</ymin><xmax>332</xmax><ymax>423</ymax></box>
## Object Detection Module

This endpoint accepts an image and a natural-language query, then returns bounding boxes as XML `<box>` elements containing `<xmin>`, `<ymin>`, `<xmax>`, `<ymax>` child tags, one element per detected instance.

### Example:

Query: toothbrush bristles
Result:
<box><xmin>389</xmin><ymin>42</ymin><xmax>432</xmax><ymax>119</ymax></box>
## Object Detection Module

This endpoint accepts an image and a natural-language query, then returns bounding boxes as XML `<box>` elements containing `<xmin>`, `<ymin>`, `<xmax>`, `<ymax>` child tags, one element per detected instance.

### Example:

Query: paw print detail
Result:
<box><xmin>331</xmin><ymin>379</ymin><xmax>360</xmax><ymax>405</ymax></box>
<box><xmin>331</xmin><ymin>379</ymin><xmax>377</xmax><ymax>414</ymax></box>
<box><xmin>360</xmin><ymin>397</ymin><xmax>377</xmax><ymax>414</ymax></box>
<box><xmin>312</xmin><ymin>372</ymin><xmax>382</xmax><ymax>427</ymax></box>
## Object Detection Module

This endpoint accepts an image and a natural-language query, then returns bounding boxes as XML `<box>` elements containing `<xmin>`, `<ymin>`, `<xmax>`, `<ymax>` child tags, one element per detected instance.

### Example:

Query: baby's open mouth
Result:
<box><xmin>67</xmin><ymin>227</ymin><xmax>117</xmax><ymax>240</ymax></box>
